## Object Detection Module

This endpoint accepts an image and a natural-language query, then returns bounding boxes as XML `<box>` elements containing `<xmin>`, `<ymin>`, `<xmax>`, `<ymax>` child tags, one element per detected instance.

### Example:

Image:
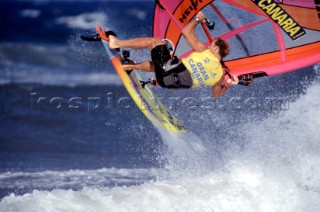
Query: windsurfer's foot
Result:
<box><xmin>108</xmin><ymin>35</ymin><xmax>120</xmax><ymax>49</ymax></box>
<box><xmin>122</xmin><ymin>64</ymin><xmax>134</xmax><ymax>71</ymax></box>
<box><xmin>122</xmin><ymin>64</ymin><xmax>133</xmax><ymax>75</ymax></box>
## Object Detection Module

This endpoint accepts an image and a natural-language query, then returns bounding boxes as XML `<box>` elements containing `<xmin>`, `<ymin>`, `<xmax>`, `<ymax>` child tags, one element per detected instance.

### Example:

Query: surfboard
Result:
<box><xmin>95</xmin><ymin>25</ymin><xmax>188</xmax><ymax>133</ymax></box>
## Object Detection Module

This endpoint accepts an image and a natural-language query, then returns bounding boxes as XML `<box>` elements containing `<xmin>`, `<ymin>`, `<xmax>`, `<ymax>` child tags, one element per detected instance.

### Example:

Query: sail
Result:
<box><xmin>153</xmin><ymin>0</ymin><xmax>320</xmax><ymax>78</ymax></box>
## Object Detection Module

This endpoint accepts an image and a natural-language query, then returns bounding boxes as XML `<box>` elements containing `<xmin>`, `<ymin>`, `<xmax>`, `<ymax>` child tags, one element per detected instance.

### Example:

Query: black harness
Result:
<box><xmin>159</xmin><ymin>56</ymin><xmax>193</xmax><ymax>89</ymax></box>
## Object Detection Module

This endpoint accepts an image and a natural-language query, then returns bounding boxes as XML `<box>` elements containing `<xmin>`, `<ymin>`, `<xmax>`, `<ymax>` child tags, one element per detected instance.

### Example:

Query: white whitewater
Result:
<box><xmin>1</xmin><ymin>66</ymin><xmax>320</xmax><ymax>211</ymax></box>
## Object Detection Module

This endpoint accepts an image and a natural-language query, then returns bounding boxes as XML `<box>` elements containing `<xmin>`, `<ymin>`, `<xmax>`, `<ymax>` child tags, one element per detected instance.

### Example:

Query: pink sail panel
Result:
<box><xmin>275</xmin><ymin>0</ymin><xmax>316</xmax><ymax>8</ymax></box>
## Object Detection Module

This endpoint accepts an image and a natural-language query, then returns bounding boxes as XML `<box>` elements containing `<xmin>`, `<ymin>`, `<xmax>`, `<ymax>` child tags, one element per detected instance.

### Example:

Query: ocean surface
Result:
<box><xmin>1</xmin><ymin>0</ymin><xmax>320</xmax><ymax>211</ymax></box>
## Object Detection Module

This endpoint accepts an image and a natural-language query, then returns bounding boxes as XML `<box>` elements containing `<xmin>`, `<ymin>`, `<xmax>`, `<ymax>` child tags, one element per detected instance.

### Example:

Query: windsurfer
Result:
<box><xmin>109</xmin><ymin>12</ymin><xmax>239</xmax><ymax>97</ymax></box>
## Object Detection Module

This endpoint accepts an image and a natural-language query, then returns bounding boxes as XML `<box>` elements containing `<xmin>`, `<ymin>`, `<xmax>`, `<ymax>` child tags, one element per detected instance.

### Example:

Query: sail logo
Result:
<box><xmin>178</xmin><ymin>0</ymin><xmax>205</xmax><ymax>24</ymax></box>
<box><xmin>252</xmin><ymin>0</ymin><xmax>306</xmax><ymax>40</ymax></box>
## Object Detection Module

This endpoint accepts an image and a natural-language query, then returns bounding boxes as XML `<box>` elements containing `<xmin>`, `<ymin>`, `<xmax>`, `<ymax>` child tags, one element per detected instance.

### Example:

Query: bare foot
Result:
<box><xmin>108</xmin><ymin>35</ymin><xmax>120</xmax><ymax>49</ymax></box>
<box><xmin>122</xmin><ymin>64</ymin><xmax>135</xmax><ymax>71</ymax></box>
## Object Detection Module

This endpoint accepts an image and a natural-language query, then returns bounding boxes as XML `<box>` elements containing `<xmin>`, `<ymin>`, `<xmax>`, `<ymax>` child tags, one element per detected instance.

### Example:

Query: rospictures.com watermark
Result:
<box><xmin>30</xmin><ymin>92</ymin><xmax>290</xmax><ymax>114</ymax></box>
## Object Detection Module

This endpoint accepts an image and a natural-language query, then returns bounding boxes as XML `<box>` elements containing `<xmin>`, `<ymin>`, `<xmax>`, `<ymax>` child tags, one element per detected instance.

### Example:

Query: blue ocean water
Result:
<box><xmin>1</xmin><ymin>1</ymin><xmax>320</xmax><ymax>211</ymax></box>
<box><xmin>1</xmin><ymin>0</ymin><xmax>162</xmax><ymax>194</ymax></box>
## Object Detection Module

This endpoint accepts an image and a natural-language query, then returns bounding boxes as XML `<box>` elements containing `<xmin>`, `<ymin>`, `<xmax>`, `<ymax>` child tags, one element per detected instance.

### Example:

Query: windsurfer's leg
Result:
<box><xmin>123</xmin><ymin>61</ymin><xmax>155</xmax><ymax>72</ymax></box>
<box><xmin>109</xmin><ymin>36</ymin><xmax>164</xmax><ymax>51</ymax></box>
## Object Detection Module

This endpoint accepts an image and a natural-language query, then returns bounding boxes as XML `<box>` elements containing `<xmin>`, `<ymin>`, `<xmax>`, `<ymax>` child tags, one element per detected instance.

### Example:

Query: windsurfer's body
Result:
<box><xmin>109</xmin><ymin>12</ymin><xmax>239</xmax><ymax>97</ymax></box>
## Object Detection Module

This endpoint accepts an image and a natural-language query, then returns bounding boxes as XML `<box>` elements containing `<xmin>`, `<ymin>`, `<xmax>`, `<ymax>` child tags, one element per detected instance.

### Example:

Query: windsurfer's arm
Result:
<box><xmin>212</xmin><ymin>83</ymin><xmax>229</xmax><ymax>98</ymax></box>
<box><xmin>181</xmin><ymin>12</ymin><xmax>207</xmax><ymax>53</ymax></box>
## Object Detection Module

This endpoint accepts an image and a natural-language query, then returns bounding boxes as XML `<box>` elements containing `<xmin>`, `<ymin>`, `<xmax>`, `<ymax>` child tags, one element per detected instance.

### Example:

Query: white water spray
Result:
<box><xmin>1</xmin><ymin>66</ymin><xmax>320</xmax><ymax>211</ymax></box>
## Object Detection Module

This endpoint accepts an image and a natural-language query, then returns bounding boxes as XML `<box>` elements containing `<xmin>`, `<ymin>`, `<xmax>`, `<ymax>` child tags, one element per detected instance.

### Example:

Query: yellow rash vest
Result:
<box><xmin>182</xmin><ymin>49</ymin><xmax>223</xmax><ymax>87</ymax></box>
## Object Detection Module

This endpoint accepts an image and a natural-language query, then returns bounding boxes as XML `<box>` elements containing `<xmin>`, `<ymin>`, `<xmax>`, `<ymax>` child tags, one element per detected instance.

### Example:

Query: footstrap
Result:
<box><xmin>140</xmin><ymin>79</ymin><xmax>158</xmax><ymax>88</ymax></box>
<box><xmin>106</xmin><ymin>31</ymin><xmax>117</xmax><ymax>37</ymax></box>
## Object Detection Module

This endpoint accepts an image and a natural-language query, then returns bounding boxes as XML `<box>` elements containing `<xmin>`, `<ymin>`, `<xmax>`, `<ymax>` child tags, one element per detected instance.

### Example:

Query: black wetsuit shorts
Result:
<box><xmin>151</xmin><ymin>45</ymin><xmax>193</xmax><ymax>88</ymax></box>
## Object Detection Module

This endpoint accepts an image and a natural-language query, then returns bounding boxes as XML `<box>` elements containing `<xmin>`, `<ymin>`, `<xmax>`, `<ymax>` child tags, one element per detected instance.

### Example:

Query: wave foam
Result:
<box><xmin>0</xmin><ymin>168</ymin><xmax>164</xmax><ymax>190</ymax></box>
<box><xmin>0</xmin><ymin>42</ymin><xmax>122</xmax><ymax>86</ymax></box>
<box><xmin>20</xmin><ymin>9</ymin><xmax>41</xmax><ymax>18</ymax></box>
<box><xmin>55</xmin><ymin>12</ymin><xmax>107</xmax><ymax>30</ymax></box>
<box><xmin>1</xmin><ymin>69</ymin><xmax>319</xmax><ymax>211</ymax></box>
<box><xmin>0</xmin><ymin>71</ymin><xmax>122</xmax><ymax>87</ymax></box>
